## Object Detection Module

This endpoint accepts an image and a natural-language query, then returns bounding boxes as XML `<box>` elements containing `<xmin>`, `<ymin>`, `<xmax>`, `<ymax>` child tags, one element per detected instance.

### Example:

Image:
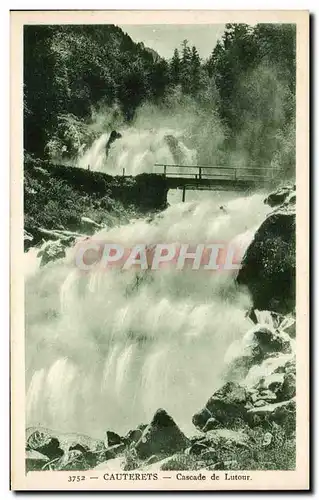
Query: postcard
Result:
<box><xmin>10</xmin><ymin>9</ymin><xmax>309</xmax><ymax>491</ymax></box>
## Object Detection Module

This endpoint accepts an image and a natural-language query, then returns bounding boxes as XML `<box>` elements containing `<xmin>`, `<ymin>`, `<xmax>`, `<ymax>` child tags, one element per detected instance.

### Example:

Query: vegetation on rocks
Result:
<box><xmin>24</xmin><ymin>157</ymin><xmax>168</xmax><ymax>252</ymax></box>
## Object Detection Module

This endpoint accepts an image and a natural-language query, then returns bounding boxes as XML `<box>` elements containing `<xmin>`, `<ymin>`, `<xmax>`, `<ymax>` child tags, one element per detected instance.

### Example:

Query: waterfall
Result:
<box><xmin>25</xmin><ymin>129</ymin><xmax>271</xmax><ymax>438</ymax></box>
<box><xmin>77</xmin><ymin>128</ymin><xmax>197</xmax><ymax>175</ymax></box>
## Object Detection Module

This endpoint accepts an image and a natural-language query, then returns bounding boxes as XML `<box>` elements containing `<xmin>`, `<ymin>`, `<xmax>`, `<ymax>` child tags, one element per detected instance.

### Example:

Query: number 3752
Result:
<box><xmin>68</xmin><ymin>475</ymin><xmax>86</xmax><ymax>482</ymax></box>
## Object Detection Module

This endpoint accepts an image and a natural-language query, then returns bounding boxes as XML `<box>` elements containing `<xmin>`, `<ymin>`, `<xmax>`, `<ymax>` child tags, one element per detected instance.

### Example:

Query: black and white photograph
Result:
<box><xmin>10</xmin><ymin>9</ymin><xmax>309</xmax><ymax>491</ymax></box>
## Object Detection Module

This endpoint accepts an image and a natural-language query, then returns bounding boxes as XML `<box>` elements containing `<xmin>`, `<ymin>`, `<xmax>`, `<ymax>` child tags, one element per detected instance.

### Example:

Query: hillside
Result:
<box><xmin>24</xmin><ymin>23</ymin><xmax>296</xmax><ymax>176</ymax></box>
<box><xmin>24</xmin><ymin>24</ymin><xmax>167</xmax><ymax>158</ymax></box>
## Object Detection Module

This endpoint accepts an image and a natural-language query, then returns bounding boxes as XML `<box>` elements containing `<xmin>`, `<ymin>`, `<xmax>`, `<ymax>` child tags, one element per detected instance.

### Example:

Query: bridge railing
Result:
<box><xmin>154</xmin><ymin>164</ymin><xmax>282</xmax><ymax>182</ymax></box>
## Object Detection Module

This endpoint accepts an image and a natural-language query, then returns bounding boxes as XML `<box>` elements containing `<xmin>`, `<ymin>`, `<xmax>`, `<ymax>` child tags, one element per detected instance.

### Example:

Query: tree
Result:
<box><xmin>169</xmin><ymin>48</ymin><xmax>181</xmax><ymax>86</ymax></box>
<box><xmin>190</xmin><ymin>45</ymin><xmax>201</xmax><ymax>96</ymax></box>
<box><xmin>149</xmin><ymin>59</ymin><xmax>170</xmax><ymax>101</ymax></box>
<box><xmin>180</xmin><ymin>40</ymin><xmax>192</xmax><ymax>93</ymax></box>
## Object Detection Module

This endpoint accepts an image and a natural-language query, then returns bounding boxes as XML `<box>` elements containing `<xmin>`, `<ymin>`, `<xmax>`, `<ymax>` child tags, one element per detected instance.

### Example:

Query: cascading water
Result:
<box><xmin>77</xmin><ymin>128</ymin><xmax>197</xmax><ymax>174</ymax></box>
<box><xmin>26</xmin><ymin>130</ymin><xmax>271</xmax><ymax>439</ymax></box>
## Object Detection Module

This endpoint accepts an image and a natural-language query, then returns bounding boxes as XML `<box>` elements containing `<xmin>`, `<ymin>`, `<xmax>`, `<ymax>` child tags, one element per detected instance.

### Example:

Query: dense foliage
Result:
<box><xmin>24</xmin><ymin>157</ymin><xmax>168</xmax><ymax>247</ymax></box>
<box><xmin>24</xmin><ymin>23</ymin><xmax>296</xmax><ymax>173</ymax></box>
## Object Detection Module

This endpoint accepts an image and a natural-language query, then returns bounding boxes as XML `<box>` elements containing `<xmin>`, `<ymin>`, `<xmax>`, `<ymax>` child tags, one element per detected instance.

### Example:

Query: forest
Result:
<box><xmin>24</xmin><ymin>23</ymin><xmax>296</xmax><ymax>174</ymax></box>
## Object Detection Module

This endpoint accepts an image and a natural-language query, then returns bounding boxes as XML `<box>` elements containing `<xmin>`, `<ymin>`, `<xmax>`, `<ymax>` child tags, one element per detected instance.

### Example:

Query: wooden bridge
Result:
<box><xmin>153</xmin><ymin>163</ymin><xmax>278</xmax><ymax>201</ymax></box>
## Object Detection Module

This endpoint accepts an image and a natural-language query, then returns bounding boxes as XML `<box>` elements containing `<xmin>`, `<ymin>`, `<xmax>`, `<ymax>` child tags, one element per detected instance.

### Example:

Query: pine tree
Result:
<box><xmin>190</xmin><ymin>45</ymin><xmax>201</xmax><ymax>95</ymax></box>
<box><xmin>180</xmin><ymin>40</ymin><xmax>192</xmax><ymax>93</ymax></box>
<box><xmin>169</xmin><ymin>48</ymin><xmax>180</xmax><ymax>86</ymax></box>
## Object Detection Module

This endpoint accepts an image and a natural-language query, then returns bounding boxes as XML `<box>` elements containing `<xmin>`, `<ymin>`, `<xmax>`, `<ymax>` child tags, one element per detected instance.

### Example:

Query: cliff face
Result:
<box><xmin>24</xmin><ymin>158</ymin><xmax>168</xmax><ymax>249</ymax></box>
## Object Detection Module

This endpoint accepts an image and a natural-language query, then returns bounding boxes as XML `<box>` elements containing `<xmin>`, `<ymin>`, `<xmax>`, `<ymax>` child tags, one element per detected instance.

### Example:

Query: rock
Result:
<box><xmin>105</xmin><ymin>431</ymin><xmax>123</xmax><ymax>448</ymax></box>
<box><xmin>187</xmin><ymin>442</ymin><xmax>208</xmax><ymax>456</ymax></box>
<box><xmin>207</xmin><ymin>381</ymin><xmax>248</xmax><ymax>406</ymax></box>
<box><xmin>225</xmin><ymin>325</ymin><xmax>292</xmax><ymax>385</ymax></box>
<box><xmin>237</xmin><ymin>208</ymin><xmax>295</xmax><ymax>314</ymax></box>
<box><xmin>200</xmin><ymin>429</ymin><xmax>251</xmax><ymax>450</ymax></box>
<box><xmin>105</xmin><ymin>130</ymin><xmax>122</xmax><ymax>158</ymax></box>
<box><xmin>252</xmin><ymin>389</ymin><xmax>277</xmax><ymax>404</ymax></box>
<box><xmin>264</xmin><ymin>186</ymin><xmax>293</xmax><ymax>207</ymax></box>
<box><xmin>193</xmin><ymin>382</ymin><xmax>250</xmax><ymax>430</ymax></box>
<box><xmin>26</xmin><ymin>427</ymin><xmax>104</xmax><ymax>456</ymax></box>
<box><xmin>252</xmin><ymin>327</ymin><xmax>291</xmax><ymax>358</ymax></box>
<box><xmin>254</xmin><ymin>400</ymin><xmax>267</xmax><ymax>407</ymax></box>
<box><xmin>101</xmin><ymin>443</ymin><xmax>126</xmax><ymax>461</ymax></box>
<box><xmin>124</xmin><ymin>427</ymin><xmax>145</xmax><ymax>446</ymax></box>
<box><xmin>69</xmin><ymin>443</ymin><xmax>90</xmax><ymax>454</ymax></box>
<box><xmin>248</xmin><ymin>398</ymin><xmax>296</xmax><ymax>433</ymax></box>
<box><xmin>67</xmin><ymin>444</ymin><xmax>97</xmax><ymax>467</ymax></box>
<box><xmin>27</xmin><ymin>430</ymin><xmax>64</xmax><ymax>460</ymax></box>
<box><xmin>192</xmin><ymin>407</ymin><xmax>212</xmax><ymax>430</ymax></box>
<box><xmin>256</xmin><ymin>372</ymin><xmax>285</xmax><ymax>394</ymax></box>
<box><xmin>278</xmin><ymin>372</ymin><xmax>296</xmax><ymax>401</ymax></box>
<box><xmin>245</xmin><ymin>352</ymin><xmax>294</xmax><ymax>389</ymax></box>
<box><xmin>26</xmin><ymin>450</ymin><xmax>50</xmax><ymax>471</ymax></box>
<box><xmin>134</xmin><ymin>408</ymin><xmax>190</xmax><ymax>460</ymax></box>
<box><xmin>252</xmin><ymin>369</ymin><xmax>295</xmax><ymax>403</ymax></box>
<box><xmin>274</xmin><ymin>358</ymin><xmax>296</xmax><ymax>376</ymax></box>
<box><xmin>56</xmin><ymin>449</ymin><xmax>98</xmax><ymax>471</ymax></box>
<box><xmin>262</xmin><ymin>432</ymin><xmax>273</xmax><ymax>447</ymax></box>
<box><xmin>202</xmin><ymin>417</ymin><xmax>224</xmax><ymax>432</ymax></box>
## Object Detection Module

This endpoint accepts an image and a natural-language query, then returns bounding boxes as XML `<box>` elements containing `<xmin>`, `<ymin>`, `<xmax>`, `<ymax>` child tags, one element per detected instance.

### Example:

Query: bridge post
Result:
<box><xmin>122</xmin><ymin>167</ymin><xmax>125</xmax><ymax>176</ymax></box>
<box><xmin>199</xmin><ymin>167</ymin><xmax>202</xmax><ymax>180</ymax></box>
<box><xmin>182</xmin><ymin>186</ymin><xmax>186</xmax><ymax>202</ymax></box>
<box><xmin>164</xmin><ymin>165</ymin><xmax>167</xmax><ymax>176</ymax></box>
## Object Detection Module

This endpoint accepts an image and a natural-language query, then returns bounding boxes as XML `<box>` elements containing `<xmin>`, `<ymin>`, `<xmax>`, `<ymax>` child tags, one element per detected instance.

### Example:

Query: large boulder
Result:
<box><xmin>26</xmin><ymin>429</ymin><xmax>64</xmax><ymax>460</ymax></box>
<box><xmin>192</xmin><ymin>382</ymin><xmax>250</xmax><ymax>431</ymax></box>
<box><xmin>124</xmin><ymin>424</ymin><xmax>147</xmax><ymax>446</ymax></box>
<box><xmin>105</xmin><ymin>431</ymin><xmax>123</xmax><ymax>448</ymax></box>
<box><xmin>278</xmin><ymin>372</ymin><xmax>296</xmax><ymax>401</ymax></box>
<box><xmin>134</xmin><ymin>408</ymin><xmax>190</xmax><ymax>460</ymax></box>
<box><xmin>252</xmin><ymin>327</ymin><xmax>291</xmax><ymax>358</ymax></box>
<box><xmin>237</xmin><ymin>196</ymin><xmax>295</xmax><ymax>314</ymax></box>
